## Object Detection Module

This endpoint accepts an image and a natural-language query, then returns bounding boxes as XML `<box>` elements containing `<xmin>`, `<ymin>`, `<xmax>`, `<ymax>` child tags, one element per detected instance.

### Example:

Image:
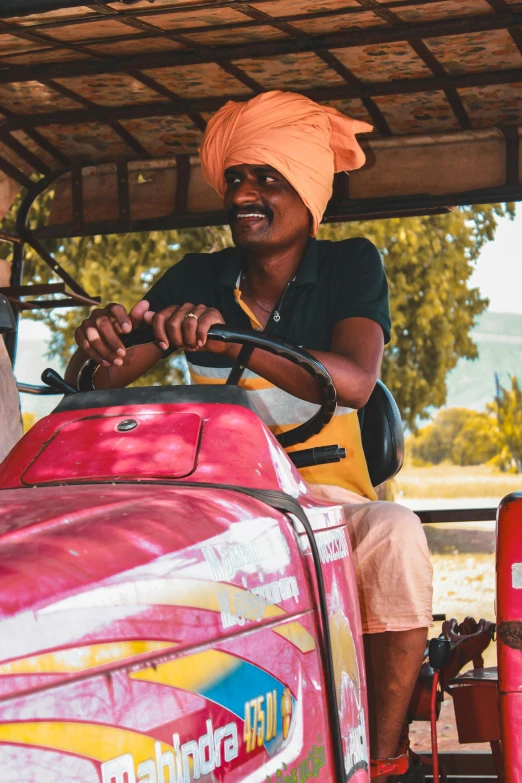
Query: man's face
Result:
<box><xmin>223</xmin><ymin>164</ymin><xmax>311</xmax><ymax>250</ymax></box>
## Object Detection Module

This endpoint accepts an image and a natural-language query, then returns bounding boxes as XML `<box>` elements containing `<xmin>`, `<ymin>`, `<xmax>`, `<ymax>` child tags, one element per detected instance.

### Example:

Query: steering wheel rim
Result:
<box><xmin>77</xmin><ymin>324</ymin><xmax>337</xmax><ymax>448</ymax></box>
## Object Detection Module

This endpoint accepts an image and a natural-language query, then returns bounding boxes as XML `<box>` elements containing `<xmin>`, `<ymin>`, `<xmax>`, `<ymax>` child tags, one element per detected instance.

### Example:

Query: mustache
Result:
<box><xmin>226</xmin><ymin>204</ymin><xmax>274</xmax><ymax>223</ymax></box>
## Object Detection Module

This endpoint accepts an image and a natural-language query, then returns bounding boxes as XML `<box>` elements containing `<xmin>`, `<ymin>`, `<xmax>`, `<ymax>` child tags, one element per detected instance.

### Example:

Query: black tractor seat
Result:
<box><xmin>359</xmin><ymin>380</ymin><xmax>404</xmax><ymax>487</ymax></box>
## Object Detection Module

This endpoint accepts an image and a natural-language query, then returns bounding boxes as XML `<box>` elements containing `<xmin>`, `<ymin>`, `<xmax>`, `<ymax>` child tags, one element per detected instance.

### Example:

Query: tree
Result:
<box><xmin>451</xmin><ymin>412</ymin><xmax>499</xmax><ymax>466</ymax></box>
<box><xmin>0</xmin><ymin>197</ymin><xmax>514</xmax><ymax>422</ymax></box>
<box><xmin>409</xmin><ymin>406</ymin><xmax>499</xmax><ymax>466</ymax></box>
<box><xmin>489</xmin><ymin>376</ymin><xmax>522</xmax><ymax>472</ymax></box>
<box><xmin>409</xmin><ymin>407</ymin><xmax>475</xmax><ymax>465</ymax></box>
<box><xmin>319</xmin><ymin>204</ymin><xmax>513</xmax><ymax>428</ymax></box>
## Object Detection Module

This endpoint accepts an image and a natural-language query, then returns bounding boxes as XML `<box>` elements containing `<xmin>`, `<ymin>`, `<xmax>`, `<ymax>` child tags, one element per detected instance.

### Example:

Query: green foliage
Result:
<box><xmin>0</xmin><ymin>193</ymin><xmax>514</xmax><ymax>420</ymax></box>
<box><xmin>488</xmin><ymin>376</ymin><xmax>522</xmax><ymax>472</ymax></box>
<box><xmin>410</xmin><ymin>376</ymin><xmax>522</xmax><ymax>471</ymax></box>
<box><xmin>452</xmin><ymin>412</ymin><xmax>500</xmax><ymax>467</ymax></box>
<box><xmin>409</xmin><ymin>407</ymin><xmax>499</xmax><ymax>466</ymax></box>
<box><xmin>409</xmin><ymin>408</ymin><xmax>472</xmax><ymax>465</ymax></box>
<box><xmin>319</xmin><ymin>204</ymin><xmax>514</xmax><ymax>428</ymax></box>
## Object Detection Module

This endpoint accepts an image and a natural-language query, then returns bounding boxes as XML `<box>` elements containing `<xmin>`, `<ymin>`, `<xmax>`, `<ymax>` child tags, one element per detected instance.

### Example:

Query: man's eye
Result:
<box><xmin>261</xmin><ymin>175</ymin><xmax>276</xmax><ymax>183</ymax></box>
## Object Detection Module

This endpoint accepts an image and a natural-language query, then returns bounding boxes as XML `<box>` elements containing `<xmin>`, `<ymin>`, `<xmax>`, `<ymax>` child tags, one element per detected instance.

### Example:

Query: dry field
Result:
<box><xmin>394</xmin><ymin>462</ymin><xmax>522</xmax><ymax>500</ymax></box>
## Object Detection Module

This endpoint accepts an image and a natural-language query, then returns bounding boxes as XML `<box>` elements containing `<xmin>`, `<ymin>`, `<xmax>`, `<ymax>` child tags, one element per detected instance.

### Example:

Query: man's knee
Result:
<box><xmin>373</xmin><ymin>501</ymin><xmax>424</xmax><ymax>541</ymax></box>
<box><xmin>348</xmin><ymin>500</ymin><xmax>425</xmax><ymax>547</ymax></box>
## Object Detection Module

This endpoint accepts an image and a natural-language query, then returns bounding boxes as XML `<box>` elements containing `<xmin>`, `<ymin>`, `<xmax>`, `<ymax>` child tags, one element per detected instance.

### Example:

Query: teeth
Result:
<box><xmin>237</xmin><ymin>213</ymin><xmax>265</xmax><ymax>218</ymax></box>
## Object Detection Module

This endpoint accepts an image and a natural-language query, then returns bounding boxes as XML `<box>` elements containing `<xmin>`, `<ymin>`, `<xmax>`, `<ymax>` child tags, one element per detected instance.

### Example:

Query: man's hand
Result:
<box><xmin>143</xmin><ymin>303</ymin><xmax>236</xmax><ymax>356</ymax></box>
<box><xmin>75</xmin><ymin>300</ymin><xmax>150</xmax><ymax>367</ymax></box>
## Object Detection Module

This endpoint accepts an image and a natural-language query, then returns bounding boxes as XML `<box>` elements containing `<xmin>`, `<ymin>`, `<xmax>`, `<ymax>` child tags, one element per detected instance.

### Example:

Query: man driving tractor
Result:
<box><xmin>65</xmin><ymin>90</ymin><xmax>433</xmax><ymax>781</ymax></box>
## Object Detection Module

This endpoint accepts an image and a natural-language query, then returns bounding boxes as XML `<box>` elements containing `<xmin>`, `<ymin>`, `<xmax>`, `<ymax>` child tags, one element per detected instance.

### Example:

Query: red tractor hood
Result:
<box><xmin>0</xmin><ymin>483</ymin><xmax>289</xmax><ymax>619</ymax></box>
<box><xmin>0</xmin><ymin>482</ymin><xmax>320</xmax><ymax>703</ymax></box>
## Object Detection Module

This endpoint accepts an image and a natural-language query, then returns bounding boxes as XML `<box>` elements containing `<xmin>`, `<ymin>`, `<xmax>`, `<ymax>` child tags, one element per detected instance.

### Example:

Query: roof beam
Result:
<box><xmin>129</xmin><ymin>70</ymin><xmax>207</xmax><ymax>133</ymax></box>
<box><xmin>0</xmin><ymin>10</ymin><xmax>520</xmax><ymax>83</ymax></box>
<box><xmin>352</xmin><ymin>0</ymin><xmax>473</xmax><ymax>130</ymax></box>
<box><xmin>239</xmin><ymin>3</ymin><xmax>393</xmax><ymax>134</ymax></box>
<box><xmin>40</xmin><ymin>76</ymin><xmax>150</xmax><ymax>157</ymax></box>
<box><xmin>485</xmin><ymin>0</ymin><xmax>522</xmax><ymax>57</ymax></box>
<box><xmin>317</xmin><ymin>50</ymin><xmax>392</xmax><ymax>136</ymax></box>
<box><xmin>6</xmin><ymin>0</ymin><xmax>485</xmax><ymax>30</ymax></box>
<box><xmin>1</xmin><ymin>132</ymin><xmax>51</xmax><ymax>174</ymax></box>
<box><xmin>29</xmin><ymin>183</ymin><xmax>522</xmax><ymax>240</ymax></box>
<box><xmin>2</xmin><ymin>66</ymin><xmax>521</xmax><ymax>132</ymax></box>
<box><xmin>0</xmin><ymin>100</ymin><xmax>70</xmax><ymax>165</ymax></box>
<box><xmin>0</xmin><ymin>154</ymin><xmax>32</xmax><ymax>188</ymax></box>
<box><xmin>0</xmin><ymin>18</ymin><xmax>103</xmax><ymax>59</ymax></box>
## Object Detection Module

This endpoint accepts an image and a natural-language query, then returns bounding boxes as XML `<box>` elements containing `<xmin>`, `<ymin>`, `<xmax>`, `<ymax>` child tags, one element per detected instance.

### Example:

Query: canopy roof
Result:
<box><xmin>0</xmin><ymin>0</ymin><xmax>521</xmax><ymax>237</ymax></box>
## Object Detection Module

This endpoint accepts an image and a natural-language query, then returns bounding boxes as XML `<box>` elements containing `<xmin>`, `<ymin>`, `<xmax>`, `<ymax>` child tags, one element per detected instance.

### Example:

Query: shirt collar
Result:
<box><xmin>217</xmin><ymin>238</ymin><xmax>320</xmax><ymax>289</ymax></box>
<box><xmin>294</xmin><ymin>237</ymin><xmax>320</xmax><ymax>287</ymax></box>
<box><xmin>217</xmin><ymin>248</ymin><xmax>243</xmax><ymax>289</ymax></box>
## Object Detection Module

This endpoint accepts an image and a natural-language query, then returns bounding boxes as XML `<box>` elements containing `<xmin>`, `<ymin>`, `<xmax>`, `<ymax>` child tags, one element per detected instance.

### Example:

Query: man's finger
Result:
<box><xmin>107</xmin><ymin>303</ymin><xmax>132</xmax><ymax>334</ymax></box>
<box><xmin>93</xmin><ymin>312</ymin><xmax>127</xmax><ymax>357</ymax></box>
<box><xmin>80</xmin><ymin>340</ymin><xmax>110</xmax><ymax>367</ymax></box>
<box><xmin>85</xmin><ymin>325</ymin><xmax>123</xmax><ymax>366</ymax></box>
<box><xmin>164</xmin><ymin>303</ymin><xmax>195</xmax><ymax>350</ymax></box>
<box><xmin>151</xmin><ymin>304</ymin><xmax>182</xmax><ymax>350</ymax></box>
<box><xmin>196</xmin><ymin>308</ymin><xmax>225</xmax><ymax>348</ymax></box>
<box><xmin>181</xmin><ymin>304</ymin><xmax>207</xmax><ymax>349</ymax></box>
<box><xmin>75</xmin><ymin>327</ymin><xmax>109</xmax><ymax>366</ymax></box>
<box><xmin>129</xmin><ymin>299</ymin><xmax>150</xmax><ymax>329</ymax></box>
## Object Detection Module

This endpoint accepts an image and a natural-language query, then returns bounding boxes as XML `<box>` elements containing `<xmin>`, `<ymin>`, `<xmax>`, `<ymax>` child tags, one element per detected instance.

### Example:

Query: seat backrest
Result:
<box><xmin>358</xmin><ymin>380</ymin><xmax>404</xmax><ymax>487</ymax></box>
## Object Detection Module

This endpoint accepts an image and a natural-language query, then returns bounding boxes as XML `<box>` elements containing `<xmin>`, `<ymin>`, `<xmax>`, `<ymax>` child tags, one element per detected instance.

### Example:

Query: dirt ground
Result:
<box><xmin>409</xmin><ymin>527</ymin><xmax>496</xmax><ymax>754</ymax></box>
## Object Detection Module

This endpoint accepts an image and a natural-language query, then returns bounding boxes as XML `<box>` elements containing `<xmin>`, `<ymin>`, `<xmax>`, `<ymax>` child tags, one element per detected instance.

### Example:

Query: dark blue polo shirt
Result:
<box><xmin>144</xmin><ymin>236</ymin><xmax>391</xmax><ymax>365</ymax></box>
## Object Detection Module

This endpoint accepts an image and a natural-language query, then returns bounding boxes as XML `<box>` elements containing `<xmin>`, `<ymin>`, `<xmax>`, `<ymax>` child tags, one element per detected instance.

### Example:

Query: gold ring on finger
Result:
<box><xmin>184</xmin><ymin>312</ymin><xmax>199</xmax><ymax>321</ymax></box>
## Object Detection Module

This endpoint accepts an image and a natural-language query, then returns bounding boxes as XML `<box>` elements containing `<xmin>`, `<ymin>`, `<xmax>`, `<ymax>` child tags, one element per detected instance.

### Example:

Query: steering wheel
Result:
<box><xmin>75</xmin><ymin>324</ymin><xmax>337</xmax><ymax>448</ymax></box>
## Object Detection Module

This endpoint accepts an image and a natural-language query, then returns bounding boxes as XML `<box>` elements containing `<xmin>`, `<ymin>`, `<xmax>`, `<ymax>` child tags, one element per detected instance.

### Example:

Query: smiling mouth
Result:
<box><xmin>235</xmin><ymin>212</ymin><xmax>267</xmax><ymax>221</ymax></box>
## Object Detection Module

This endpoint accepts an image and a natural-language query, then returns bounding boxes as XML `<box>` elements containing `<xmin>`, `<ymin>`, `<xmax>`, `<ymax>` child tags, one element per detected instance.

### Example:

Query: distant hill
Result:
<box><xmin>445</xmin><ymin>311</ymin><xmax>522</xmax><ymax>411</ymax></box>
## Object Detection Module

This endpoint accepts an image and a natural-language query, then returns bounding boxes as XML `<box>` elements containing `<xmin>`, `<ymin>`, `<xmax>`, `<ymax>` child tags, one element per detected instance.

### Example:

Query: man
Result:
<box><xmin>66</xmin><ymin>91</ymin><xmax>432</xmax><ymax>780</ymax></box>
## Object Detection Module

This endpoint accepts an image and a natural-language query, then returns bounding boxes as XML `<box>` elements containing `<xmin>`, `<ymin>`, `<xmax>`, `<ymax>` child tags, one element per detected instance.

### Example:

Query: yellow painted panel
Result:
<box><xmin>0</xmin><ymin>641</ymin><xmax>175</xmax><ymax>675</ymax></box>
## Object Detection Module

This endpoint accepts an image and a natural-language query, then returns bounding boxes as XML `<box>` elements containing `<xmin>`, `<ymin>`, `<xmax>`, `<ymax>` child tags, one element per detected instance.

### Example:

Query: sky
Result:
<box><xmin>468</xmin><ymin>209</ymin><xmax>522</xmax><ymax>314</ymax></box>
<box><xmin>14</xmin><ymin>206</ymin><xmax>522</xmax><ymax>417</ymax></box>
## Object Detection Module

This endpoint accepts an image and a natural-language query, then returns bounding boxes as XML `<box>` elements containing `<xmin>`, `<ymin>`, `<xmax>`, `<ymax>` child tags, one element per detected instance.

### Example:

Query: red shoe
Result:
<box><xmin>370</xmin><ymin>754</ymin><xmax>409</xmax><ymax>777</ymax></box>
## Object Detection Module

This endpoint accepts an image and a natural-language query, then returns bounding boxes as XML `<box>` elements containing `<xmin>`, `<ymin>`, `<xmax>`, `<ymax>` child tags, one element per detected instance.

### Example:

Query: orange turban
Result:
<box><xmin>199</xmin><ymin>91</ymin><xmax>372</xmax><ymax>236</ymax></box>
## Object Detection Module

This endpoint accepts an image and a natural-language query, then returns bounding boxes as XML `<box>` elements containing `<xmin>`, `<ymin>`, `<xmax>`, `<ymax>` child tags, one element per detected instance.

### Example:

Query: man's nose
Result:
<box><xmin>232</xmin><ymin>178</ymin><xmax>261</xmax><ymax>204</ymax></box>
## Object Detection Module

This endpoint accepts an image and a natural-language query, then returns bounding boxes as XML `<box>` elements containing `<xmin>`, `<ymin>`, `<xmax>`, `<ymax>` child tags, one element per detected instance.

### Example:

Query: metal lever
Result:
<box><xmin>41</xmin><ymin>368</ymin><xmax>77</xmax><ymax>396</ymax></box>
<box><xmin>429</xmin><ymin>637</ymin><xmax>451</xmax><ymax>672</ymax></box>
<box><xmin>289</xmin><ymin>445</ymin><xmax>346</xmax><ymax>469</ymax></box>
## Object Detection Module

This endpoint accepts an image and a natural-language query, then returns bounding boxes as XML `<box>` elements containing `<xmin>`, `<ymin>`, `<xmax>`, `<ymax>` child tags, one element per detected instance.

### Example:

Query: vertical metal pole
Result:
<box><xmin>4</xmin><ymin>169</ymin><xmax>66</xmax><ymax>366</ymax></box>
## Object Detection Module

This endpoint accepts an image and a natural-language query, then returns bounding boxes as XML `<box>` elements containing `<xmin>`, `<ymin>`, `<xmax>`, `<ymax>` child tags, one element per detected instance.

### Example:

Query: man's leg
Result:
<box><xmin>364</xmin><ymin>628</ymin><xmax>428</xmax><ymax>778</ymax></box>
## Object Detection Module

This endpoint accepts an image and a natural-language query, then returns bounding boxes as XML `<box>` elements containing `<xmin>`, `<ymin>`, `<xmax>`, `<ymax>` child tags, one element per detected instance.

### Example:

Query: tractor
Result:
<box><xmin>0</xmin><ymin>305</ymin><xmax>517</xmax><ymax>781</ymax></box>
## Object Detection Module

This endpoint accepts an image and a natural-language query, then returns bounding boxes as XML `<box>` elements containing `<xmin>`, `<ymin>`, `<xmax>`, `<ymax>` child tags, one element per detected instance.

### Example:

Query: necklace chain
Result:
<box><xmin>241</xmin><ymin>272</ymin><xmax>295</xmax><ymax>323</ymax></box>
<box><xmin>241</xmin><ymin>276</ymin><xmax>274</xmax><ymax>313</ymax></box>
